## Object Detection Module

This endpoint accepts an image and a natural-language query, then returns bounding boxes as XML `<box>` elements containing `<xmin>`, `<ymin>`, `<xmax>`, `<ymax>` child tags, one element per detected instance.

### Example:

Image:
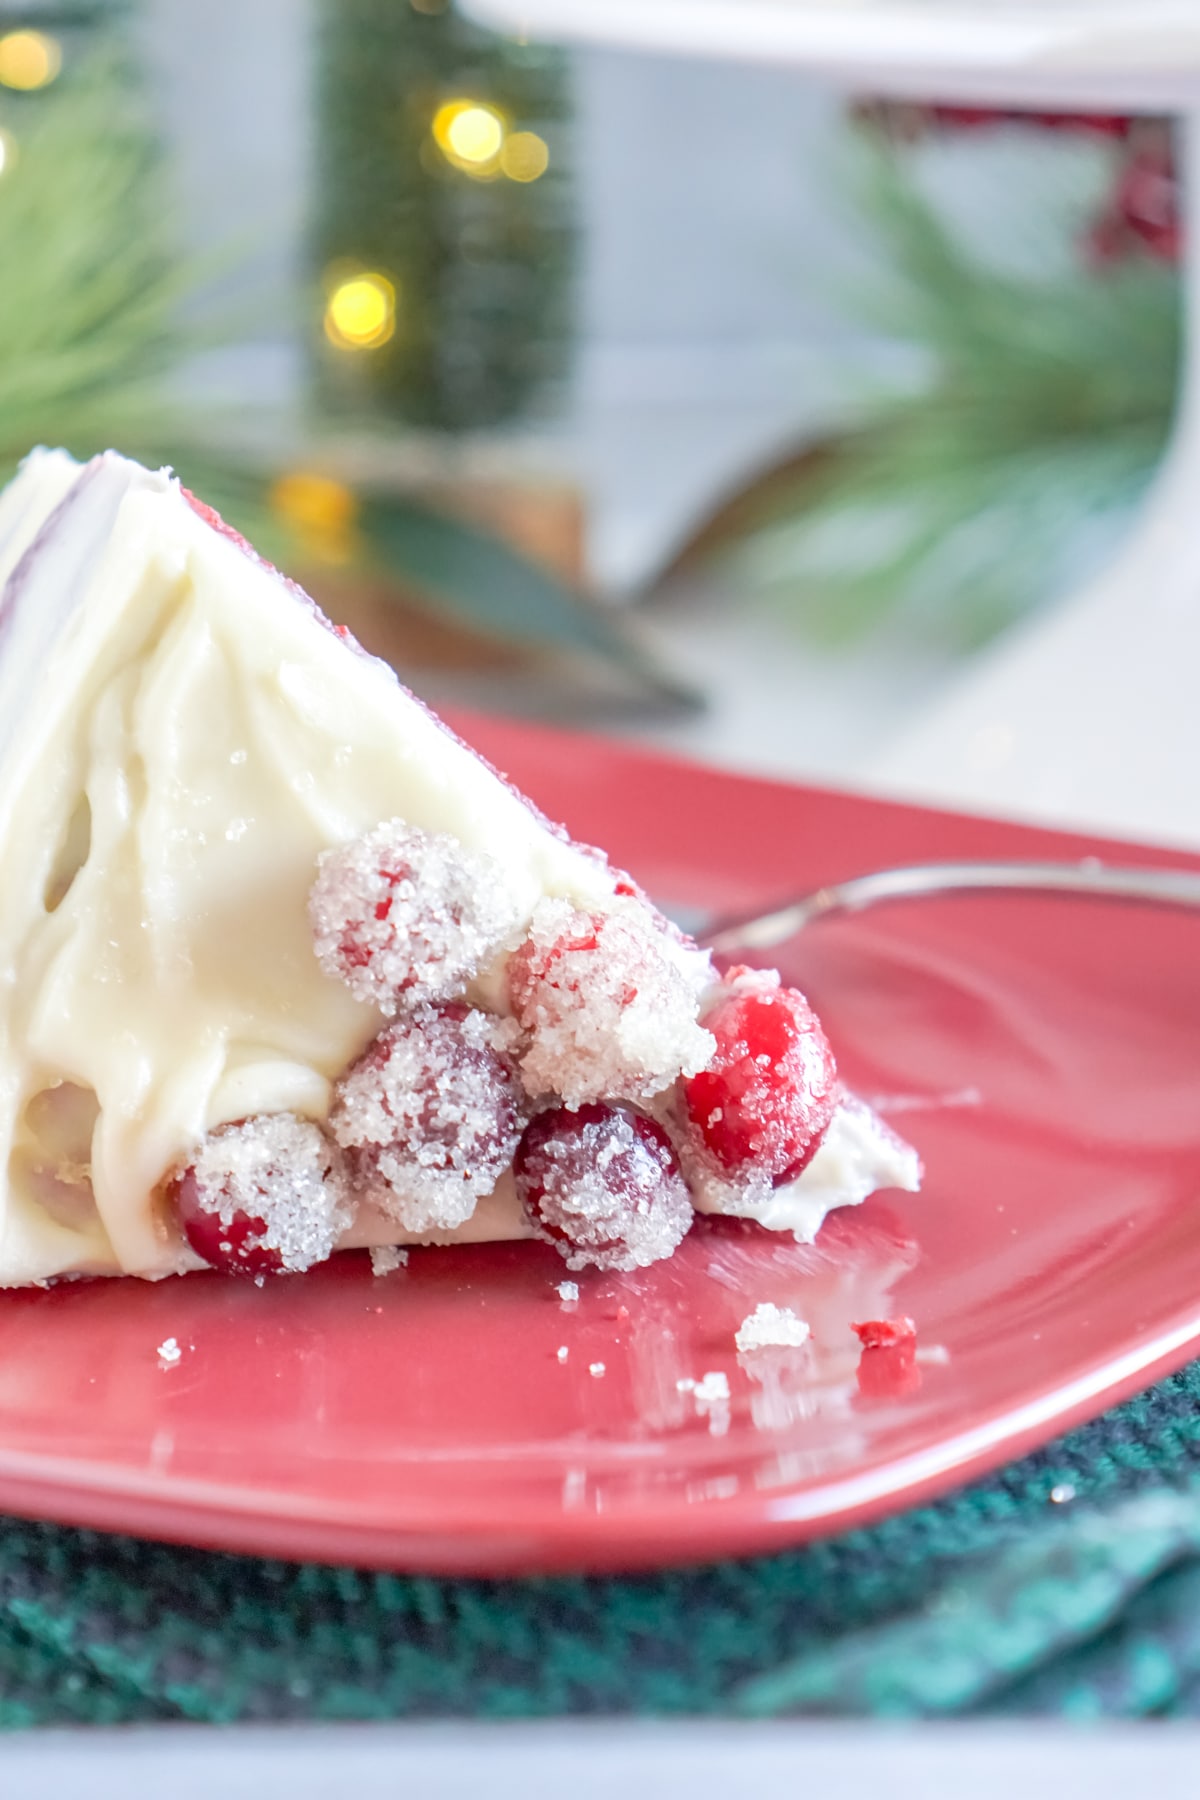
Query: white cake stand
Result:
<box><xmin>465</xmin><ymin>0</ymin><xmax>1200</xmax><ymax>849</ymax></box>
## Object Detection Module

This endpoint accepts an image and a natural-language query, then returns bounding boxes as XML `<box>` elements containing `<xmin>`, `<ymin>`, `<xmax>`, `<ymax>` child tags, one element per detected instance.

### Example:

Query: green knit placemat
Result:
<box><xmin>6</xmin><ymin>1361</ymin><xmax>1200</xmax><ymax>1727</ymax></box>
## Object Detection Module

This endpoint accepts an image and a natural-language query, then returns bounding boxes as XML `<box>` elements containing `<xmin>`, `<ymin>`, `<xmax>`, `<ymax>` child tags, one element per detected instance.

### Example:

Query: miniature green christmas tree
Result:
<box><xmin>311</xmin><ymin>0</ymin><xmax>572</xmax><ymax>431</ymax></box>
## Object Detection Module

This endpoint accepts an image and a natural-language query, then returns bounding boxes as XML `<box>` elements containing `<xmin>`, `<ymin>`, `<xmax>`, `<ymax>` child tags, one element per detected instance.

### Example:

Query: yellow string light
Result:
<box><xmin>500</xmin><ymin>131</ymin><xmax>549</xmax><ymax>184</ymax></box>
<box><xmin>432</xmin><ymin>99</ymin><xmax>505</xmax><ymax>175</ymax></box>
<box><xmin>269</xmin><ymin>472</ymin><xmax>359</xmax><ymax>565</ymax></box>
<box><xmin>0</xmin><ymin>30</ymin><xmax>61</xmax><ymax>92</ymax></box>
<box><xmin>323</xmin><ymin>271</ymin><xmax>396</xmax><ymax>351</ymax></box>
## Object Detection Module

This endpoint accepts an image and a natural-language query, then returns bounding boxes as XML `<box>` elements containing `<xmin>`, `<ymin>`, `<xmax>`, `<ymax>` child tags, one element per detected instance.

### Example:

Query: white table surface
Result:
<box><xmin>7</xmin><ymin>1721</ymin><xmax>1200</xmax><ymax>1799</ymax></box>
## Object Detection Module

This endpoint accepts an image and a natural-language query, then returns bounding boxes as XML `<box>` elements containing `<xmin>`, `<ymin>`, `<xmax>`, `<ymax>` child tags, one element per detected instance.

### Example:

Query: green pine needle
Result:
<box><xmin>738</xmin><ymin>144</ymin><xmax>1180</xmax><ymax>649</ymax></box>
<box><xmin>0</xmin><ymin>55</ymin><xmax>188</xmax><ymax>481</ymax></box>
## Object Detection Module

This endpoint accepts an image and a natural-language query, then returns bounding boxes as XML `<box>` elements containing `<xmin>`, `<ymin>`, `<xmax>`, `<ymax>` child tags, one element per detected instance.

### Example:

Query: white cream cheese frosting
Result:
<box><xmin>0</xmin><ymin>449</ymin><xmax>917</xmax><ymax>1286</ymax></box>
<box><xmin>686</xmin><ymin>1094</ymin><xmax>922</xmax><ymax>1242</ymax></box>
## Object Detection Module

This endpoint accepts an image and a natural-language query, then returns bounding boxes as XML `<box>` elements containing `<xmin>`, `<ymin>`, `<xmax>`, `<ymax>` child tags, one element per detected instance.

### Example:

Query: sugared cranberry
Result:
<box><xmin>168</xmin><ymin>1114</ymin><xmax>349</xmax><ymax>1277</ymax></box>
<box><xmin>508</xmin><ymin>906</ymin><xmax>603</xmax><ymax>1016</ymax></box>
<box><xmin>684</xmin><ymin>971</ymin><xmax>838</xmax><ymax>1185</ymax></box>
<box><xmin>508</xmin><ymin>897</ymin><xmax>713</xmax><ymax>1106</ymax></box>
<box><xmin>174</xmin><ymin>1174</ymin><xmax>282</xmax><ymax>1277</ymax></box>
<box><xmin>330</xmin><ymin>1003</ymin><xmax>525</xmax><ymax>1234</ymax></box>
<box><xmin>513</xmin><ymin>1101</ymin><xmax>693</xmax><ymax>1272</ymax></box>
<box><xmin>310</xmin><ymin>819</ymin><xmax>520</xmax><ymax>1014</ymax></box>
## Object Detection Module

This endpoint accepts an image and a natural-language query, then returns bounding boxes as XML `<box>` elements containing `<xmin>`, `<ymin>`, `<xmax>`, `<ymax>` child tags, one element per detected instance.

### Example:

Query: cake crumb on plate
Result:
<box><xmin>851</xmin><ymin>1316</ymin><xmax>916</xmax><ymax>1350</ymax></box>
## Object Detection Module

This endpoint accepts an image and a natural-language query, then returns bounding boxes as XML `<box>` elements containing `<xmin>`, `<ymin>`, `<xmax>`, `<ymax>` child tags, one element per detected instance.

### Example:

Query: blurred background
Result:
<box><xmin>0</xmin><ymin>0</ymin><xmax>1181</xmax><ymax>787</ymax></box>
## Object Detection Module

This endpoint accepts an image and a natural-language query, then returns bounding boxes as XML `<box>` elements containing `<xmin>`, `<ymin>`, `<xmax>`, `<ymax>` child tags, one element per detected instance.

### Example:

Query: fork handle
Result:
<box><xmin>702</xmin><ymin>860</ymin><xmax>1200</xmax><ymax>954</ymax></box>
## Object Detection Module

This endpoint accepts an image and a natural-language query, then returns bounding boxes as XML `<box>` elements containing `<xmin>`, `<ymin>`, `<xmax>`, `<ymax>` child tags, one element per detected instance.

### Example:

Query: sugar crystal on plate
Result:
<box><xmin>735</xmin><ymin>1302</ymin><xmax>812</xmax><ymax>1352</ymax></box>
<box><xmin>369</xmin><ymin>1245</ymin><xmax>409</xmax><ymax>1277</ymax></box>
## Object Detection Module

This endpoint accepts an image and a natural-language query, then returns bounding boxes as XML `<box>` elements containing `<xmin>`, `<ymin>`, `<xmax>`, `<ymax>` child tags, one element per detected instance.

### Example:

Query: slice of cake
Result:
<box><xmin>0</xmin><ymin>449</ymin><xmax>919</xmax><ymax>1286</ymax></box>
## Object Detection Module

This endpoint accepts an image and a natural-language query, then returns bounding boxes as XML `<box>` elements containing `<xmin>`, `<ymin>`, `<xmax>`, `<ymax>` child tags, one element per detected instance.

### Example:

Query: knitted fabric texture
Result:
<box><xmin>5</xmin><ymin>1360</ymin><xmax>1200</xmax><ymax>1724</ymax></box>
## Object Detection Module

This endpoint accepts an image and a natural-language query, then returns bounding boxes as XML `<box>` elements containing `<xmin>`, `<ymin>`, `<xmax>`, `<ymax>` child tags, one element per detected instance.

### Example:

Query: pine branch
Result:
<box><xmin>735</xmin><ymin>143</ymin><xmax>1180</xmax><ymax>649</ymax></box>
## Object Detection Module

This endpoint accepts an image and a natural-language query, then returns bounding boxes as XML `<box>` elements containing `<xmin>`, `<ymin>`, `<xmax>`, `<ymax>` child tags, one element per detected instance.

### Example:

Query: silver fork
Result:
<box><xmin>701</xmin><ymin>860</ymin><xmax>1200</xmax><ymax>954</ymax></box>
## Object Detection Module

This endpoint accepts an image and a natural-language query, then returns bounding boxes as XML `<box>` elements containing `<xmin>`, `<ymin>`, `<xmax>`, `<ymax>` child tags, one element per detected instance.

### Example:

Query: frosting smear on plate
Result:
<box><xmin>0</xmin><ymin>449</ymin><xmax>919</xmax><ymax>1286</ymax></box>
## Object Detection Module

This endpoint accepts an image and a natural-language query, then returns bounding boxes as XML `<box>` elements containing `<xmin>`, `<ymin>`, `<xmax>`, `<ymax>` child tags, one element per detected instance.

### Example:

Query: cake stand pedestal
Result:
<box><xmin>465</xmin><ymin>1</ymin><xmax>1200</xmax><ymax>848</ymax></box>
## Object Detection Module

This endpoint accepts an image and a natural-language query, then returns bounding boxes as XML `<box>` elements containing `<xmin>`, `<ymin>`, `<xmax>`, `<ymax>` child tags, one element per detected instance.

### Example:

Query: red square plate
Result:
<box><xmin>0</xmin><ymin>713</ymin><xmax>1197</xmax><ymax>1573</ymax></box>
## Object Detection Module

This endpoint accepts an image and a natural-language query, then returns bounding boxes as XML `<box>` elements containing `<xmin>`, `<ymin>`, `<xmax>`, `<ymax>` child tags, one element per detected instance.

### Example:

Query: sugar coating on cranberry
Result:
<box><xmin>684</xmin><ymin>968</ymin><xmax>838</xmax><ymax>1187</ymax></box>
<box><xmin>513</xmin><ymin>1101</ymin><xmax>693</xmax><ymax>1272</ymax></box>
<box><xmin>330</xmin><ymin>1004</ymin><xmax>525</xmax><ymax>1234</ymax></box>
<box><xmin>509</xmin><ymin>898</ymin><xmax>714</xmax><ymax>1106</ymax></box>
<box><xmin>170</xmin><ymin>1114</ymin><xmax>350</xmax><ymax>1276</ymax></box>
<box><xmin>309</xmin><ymin>820</ymin><xmax>522</xmax><ymax>1014</ymax></box>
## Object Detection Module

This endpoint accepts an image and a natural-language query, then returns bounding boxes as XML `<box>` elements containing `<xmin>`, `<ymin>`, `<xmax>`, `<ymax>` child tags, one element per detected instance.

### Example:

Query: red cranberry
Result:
<box><xmin>508</xmin><ymin>898</ymin><xmax>713</xmax><ymax>1106</ymax></box>
<box><xmin>172</xmin><ymin>1169</ymin><xmax>282</xmax><ymax>1277</ymax></box>
<box><xmin>310</xmin><ymin>820</ymin><xmax>519</xmax><ymax>1013</ymax></box>
<box><xmin>513</xmin><ymin>1101</ymin><xmax>693</xmax><ymax>1272</ymax></box>
<box><xmin>330</xmin><ymin>1003</ymin><xmax>525</xmax><ymax>1232</ymax></box>
<box><xmin>167</xmin><ymin>1114</ymin><xmax>348</xmax><ymax>1277</ymax></box>
<box><xmin>684</xmin><ymin>977</ymin><xmax>838</xmax><ymax>1185</ymax></box>
<box><xmin>508</xmin><ymin>909</ymin><xmax>604</xmax><ymax>1014</ymax></box>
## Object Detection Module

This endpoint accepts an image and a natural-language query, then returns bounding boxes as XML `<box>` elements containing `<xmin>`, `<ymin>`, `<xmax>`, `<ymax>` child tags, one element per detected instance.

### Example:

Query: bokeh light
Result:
<box><xmin>433</xmin><ymin>99</ymin><xmax>505</xmax><ymax>175</ymax></box>
<box><xmin>323</xmin><ymin>271</ymin><xmax>396</xmax><ymax>350</ymax></box>
<box><xmin>0</xmin><ymin>30</ymin><xmax>62</xmax><ymax>92</ymax></box>
<box><xmin>0</xmin><ymin>128</ymin><xmax>14</xmax><ymax>176</ymax></box>
<box><xmin>269</xmin><ymin>471</ymin><xmax>359</xmax><ymax>565</ymax></box>
<box><xmin>500</xmin><ymin>130</ymin><xmax>549</xmax><ymax>184</ymax></box>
